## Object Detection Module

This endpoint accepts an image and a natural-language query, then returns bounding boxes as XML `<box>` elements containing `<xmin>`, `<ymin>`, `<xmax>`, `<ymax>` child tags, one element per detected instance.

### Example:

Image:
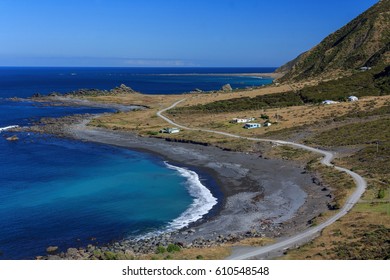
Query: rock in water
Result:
<box><xmin>46</xmin><ymin>246</ymin><xmax>59</xmax><ymax>255</ymax></box>
<box><xmin>221</xmin><ymin>84</ymin><xmax>232</xmax><ymax>92</ymax></box>
<box><xmin>6</xmin><ymin>135</ymin><xmax>19</xmax><ymax>141</ymax></box>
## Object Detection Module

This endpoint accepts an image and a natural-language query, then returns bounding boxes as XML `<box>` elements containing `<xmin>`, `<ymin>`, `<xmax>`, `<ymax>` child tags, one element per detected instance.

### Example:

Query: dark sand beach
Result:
<box><xmin>65</xmin><ymin>119</ymin><xmax>331</xmax><ymax>243</ymax></box>
<box><xmin>11</xmin><ymin>96</ymin><xmax>334</xmax><ymax>258</ymax></box>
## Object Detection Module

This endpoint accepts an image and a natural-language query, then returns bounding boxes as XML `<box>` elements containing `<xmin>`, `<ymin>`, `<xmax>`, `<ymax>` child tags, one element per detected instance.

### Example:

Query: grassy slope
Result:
<box><xmin>276</xmin><ymin>0</ymin><xmax>390</xmax><ymax>82</ymax></box>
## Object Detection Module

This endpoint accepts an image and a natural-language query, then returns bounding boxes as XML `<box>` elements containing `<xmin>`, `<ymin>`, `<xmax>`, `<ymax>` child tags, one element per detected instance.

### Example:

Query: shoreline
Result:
<box><xmin>13</xmin><ymin>109</ymin><xmax>333</xmax><ymax>259</ymax></box>
<box><xmin>7</xmin><ymin>93</ymin><xmax>333</xmax><ymax>259</ymax></box>
<box><xmin>31</xmin><ymin>115</ymin><xmax>331</xmax><ymax>259</ymax></box>
<box><xmin>5</xmin><ymin>88</ymin><xmax>336</xmax><ymax>259</ymax></box>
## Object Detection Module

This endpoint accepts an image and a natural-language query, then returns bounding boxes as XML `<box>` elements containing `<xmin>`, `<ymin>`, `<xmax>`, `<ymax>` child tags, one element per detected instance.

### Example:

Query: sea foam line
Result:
<box><xmin>164</xmin><ymin>162</ymin><xmax>218</xmax><ymax>230</ymax></box>
<box><xmin>0</xmin><ymin>125</ymin><xmax>19</xmax><ymax>132</ymax></box>
<box><xmin>137</xmin><ymin>162</ymin><xmax>218</xmax><ymax>240</ymax></box>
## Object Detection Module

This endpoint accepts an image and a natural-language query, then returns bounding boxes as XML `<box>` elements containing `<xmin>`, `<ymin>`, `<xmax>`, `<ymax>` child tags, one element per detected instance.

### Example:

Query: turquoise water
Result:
<box><xmin>0</xmin><ymin>134</ymin><xmax>217</xmax><ymax>259</ymax></box>
<box><xmin>0</xmin><ymin>67</ymin><xmax>272</xmax><ymax>259</ymax></box>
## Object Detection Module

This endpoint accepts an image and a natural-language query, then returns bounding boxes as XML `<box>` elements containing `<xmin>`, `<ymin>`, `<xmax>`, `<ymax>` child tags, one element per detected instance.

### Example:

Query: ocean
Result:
<box><xmin>0</xmin><ymin>67</ymin><xmax>275</xmax><ymax>97</ymax></box>
<box><xmin>0</xmin><ymin>67</ymin><xmax>274</xmax><ymax>259</ymax></box>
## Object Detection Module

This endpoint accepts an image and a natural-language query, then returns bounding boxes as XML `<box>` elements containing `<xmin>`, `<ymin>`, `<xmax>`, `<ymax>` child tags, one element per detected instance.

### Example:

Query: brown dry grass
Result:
<box><xmin>169</xmin><ymin>95</ymin><xmax>390</xmax><ymax>138</ymax></box>
<box><xmin>141</xmin><ymin>246</ymin><xmax>231</xmax><ymax>260</ymax></box>
<box><xmin>139</xmin><ymin>237</ymin><xmax>274</xmax><ymax>260</ymax></box>
<box><xmin>281</xmin><ymin>206</ymin><xmax>390</xmax><ymax>260</ymax></box>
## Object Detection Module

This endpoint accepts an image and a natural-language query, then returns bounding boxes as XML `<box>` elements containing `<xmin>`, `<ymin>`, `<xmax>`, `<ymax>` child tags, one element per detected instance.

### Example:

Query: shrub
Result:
<box><xmin>377</xmin><ymin>189</ymin><xmax>385</xmax><ymax>199</ymax></box>
<box><xmin>146</xmin><ymin>131</ymin><xmax>159</xmax><ymax>136</ymax></box>
<box><xmin>103</xmin><ymin>251</ymin><xmax>117</xmax><ymax>260</ymax></box>
<box><xmin>166</xmin><ymin>244</ymin><xmax>181</xmax><ymax>253</ymax></box>
<box><xmin>155</xmin><ymin>246</ymin><xmax>166</xmax><ymax>254</ymax></box>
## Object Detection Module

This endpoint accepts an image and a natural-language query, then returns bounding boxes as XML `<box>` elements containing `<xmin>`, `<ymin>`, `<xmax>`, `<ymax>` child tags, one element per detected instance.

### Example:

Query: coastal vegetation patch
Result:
<box><xmin>306</xmin><ymin>118</ymin><xmax>390</xmax><ymax>177</ymax></box>
<box><xmin>168</xmin><ymin>92</ymin><xmax>304</xmax><ymax>114</ymax></box>
<box><xmin>298</xmin><ymin>65</ymin><xmax>390</xmax><ymax>103</ymax></box>
<box><xmin>168</xmin><ymin>66</ymin><xmax>389</xmax><ymax>115</ymax></box>
<box><xmin>281</xmin><ymin>212</ymin><xmax>390</xmax><ymax>260</ymax></box>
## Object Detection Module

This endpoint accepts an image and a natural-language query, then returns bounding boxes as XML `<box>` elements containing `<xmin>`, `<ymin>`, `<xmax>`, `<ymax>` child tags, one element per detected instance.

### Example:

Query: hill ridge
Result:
<box><xmin>277</xmin><ymin>0</ymin><xmax>390</xmax><ymax>82</ymax></box>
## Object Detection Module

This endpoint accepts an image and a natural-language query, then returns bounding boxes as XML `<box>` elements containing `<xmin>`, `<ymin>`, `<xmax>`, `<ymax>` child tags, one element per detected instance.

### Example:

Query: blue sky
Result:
<box><xmin>0</xmin><ymin>0</ymin><xmax>378</xmax><ymax>67</ymax></box>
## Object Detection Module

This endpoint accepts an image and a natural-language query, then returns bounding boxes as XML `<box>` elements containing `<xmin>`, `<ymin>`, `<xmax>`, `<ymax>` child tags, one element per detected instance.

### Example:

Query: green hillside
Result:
<box><xmin>276</xmin><ymin>0</ymin><xmax>390</xmax><ymax>82</ymax></box>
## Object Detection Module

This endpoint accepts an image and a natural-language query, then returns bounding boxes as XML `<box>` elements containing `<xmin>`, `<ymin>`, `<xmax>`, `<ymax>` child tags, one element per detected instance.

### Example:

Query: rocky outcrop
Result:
<box><xmin>31</xmin><ymin>84</ymin><xmax>138</xmax><ymax>99</ymax></box>
<box><xmin>6</xmin><ymin>135</ymin><xmax>19</xmax><ymax>141</ymax></box>
<box><xmin>110</xmin><ymin>84</ymin><xmax>136</xmax><ymax>94</ymax></box>
<box><xmin>46</xmin><ymin>246</ymin><xmax>59</xmax><ymax>254</ymax></box>
<box><xmin>221</xmin><ymin>84</ymin><xmax>233</xmax><ymax>92</ymax></box>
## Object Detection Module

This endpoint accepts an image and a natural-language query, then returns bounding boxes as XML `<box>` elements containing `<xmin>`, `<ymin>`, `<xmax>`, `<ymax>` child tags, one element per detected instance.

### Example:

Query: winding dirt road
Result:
<box><xmin>157</xmin><ymin>99</ymin><xmax>367</xmax><ymax>260</ymax></box>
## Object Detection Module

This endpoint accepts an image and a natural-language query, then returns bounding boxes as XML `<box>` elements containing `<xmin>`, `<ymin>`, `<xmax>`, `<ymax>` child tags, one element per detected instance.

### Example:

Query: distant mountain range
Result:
<box><xmin>277</xmin><ymin>0</ymin><xmax>390</xmax><ymax>82</ymax></box>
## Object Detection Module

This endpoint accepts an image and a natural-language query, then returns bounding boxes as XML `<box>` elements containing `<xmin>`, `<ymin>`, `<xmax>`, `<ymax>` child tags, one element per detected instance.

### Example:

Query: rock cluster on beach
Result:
<box><xmin>38</xmin><ymin>227</ymin><xmax>275</xmax><ymax>260</ymax></box>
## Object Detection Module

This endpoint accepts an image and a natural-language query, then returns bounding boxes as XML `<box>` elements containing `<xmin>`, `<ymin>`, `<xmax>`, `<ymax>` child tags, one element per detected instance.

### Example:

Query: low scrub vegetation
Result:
<box><xmin>306</xmin><ymin>118</ymin><xmax>390</xmax><ymax>177</ymax></box>
<box><xmin>299</xmin><ymin>65</ymin><xmax>390</xmax><ymax>103</ymax></box>
<box><xmin>168</xmin><ymin>92</ymin><xmax>304</xmax><ymax>114</ymax></box>
<box><xmin>169</xmin><ymin>66</ymin><xmax>389</xmax><ymax>114</ymax></box>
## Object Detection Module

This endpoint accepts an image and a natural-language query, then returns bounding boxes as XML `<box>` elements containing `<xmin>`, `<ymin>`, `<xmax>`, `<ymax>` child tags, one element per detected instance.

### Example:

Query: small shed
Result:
<box><xmin>348</xmin><ymin>96</ymin><xmax>359</xmax><ymax>102</ymax></box>
<box><xmin>160</xmin><ymin>127</ymin><xmax>180</xmax><ymax>134</ymax></box>
<box><xmin>244</xmin><ymin>123</ymin><xmax>261</xmax><ymax>129</ymax></box>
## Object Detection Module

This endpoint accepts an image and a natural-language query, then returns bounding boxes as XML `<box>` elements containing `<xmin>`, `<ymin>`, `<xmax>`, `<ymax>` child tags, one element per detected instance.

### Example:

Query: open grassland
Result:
<box><xmin>281</xmin><ymin>211</ymin><xmax>390</xmax><ymax>260</ymax></box>
<box><xmin>281</xmin><ymin>174</ymin><xmax>390</xmax><ymax>260</ymax></box>
<box><xmin>306</xmin><ymin>117</ymin><xmax>390</xmax><ymax>191</ymax></box>
<box><xmin>80</xmin><ymin>77</ymin><xmax>390</xmax><ymax>145</ymax></box>
<box><xmin>281</xmin><ymin>114</ymin><xmax>390</xmax><ymax>259</ymax></box>
<box><xmin>166</xmin><ymin>96</ymin><xmax>390</xmax><ymax>140</ymax></box>
<box><xmin>79</xmin><ymin>75</ymin><xmax>390</xmax><ymax>260</ymax></box>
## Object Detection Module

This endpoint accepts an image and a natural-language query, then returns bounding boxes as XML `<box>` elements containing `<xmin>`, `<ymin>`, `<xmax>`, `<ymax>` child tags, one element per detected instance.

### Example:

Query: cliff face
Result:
<box><xmin>277</xmin><ymin>0</ymin><xmax>390</xmax><ymax>82</ymax></box>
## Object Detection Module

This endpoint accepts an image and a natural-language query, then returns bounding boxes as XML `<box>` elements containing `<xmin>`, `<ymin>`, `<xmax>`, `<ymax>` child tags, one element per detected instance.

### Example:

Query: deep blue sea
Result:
<box><xmin>0</xmin><ymin>67</ymin><xmax>274</xmax><ymax>97</ymax></box>
<box><xmin>0</xmin><ymin>67</ymin><xmax>274</xmax><ymax>259</ymax></box>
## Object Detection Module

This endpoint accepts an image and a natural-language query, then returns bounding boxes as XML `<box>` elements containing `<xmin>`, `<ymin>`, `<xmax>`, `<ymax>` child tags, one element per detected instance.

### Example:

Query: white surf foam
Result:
<box><xmin>0</xmin><ymin>125</ymin><xmax>19</xmax><ymax>132</ymax></box>
<box><xmin>134</xmin><ymin>162</ymin><xmax>218</xmax><ymax>240</ymax></box>
<box><xmin>164</xmin><ymin>162</ymin><xmax>218</xmax><ymax>230</ymax></box>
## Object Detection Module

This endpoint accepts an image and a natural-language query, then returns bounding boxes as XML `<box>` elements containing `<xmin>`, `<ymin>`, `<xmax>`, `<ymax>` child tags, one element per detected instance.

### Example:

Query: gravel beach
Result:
<box><xmin>12</xmin><ymin>96</ymin><xmax>333</xmax><ymax>258</ymax></box>
<box><xmin>66</xmin><ymin>120</ymin><xmax>331</xmax><ymax>242</ymax></box>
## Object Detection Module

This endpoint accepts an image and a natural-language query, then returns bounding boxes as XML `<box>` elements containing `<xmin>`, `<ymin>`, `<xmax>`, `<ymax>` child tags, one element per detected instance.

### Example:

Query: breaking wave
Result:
<box><xmin>165</xmin><ymin>162</ymin><xmax>218</xmax><ymax>230</ymax></box>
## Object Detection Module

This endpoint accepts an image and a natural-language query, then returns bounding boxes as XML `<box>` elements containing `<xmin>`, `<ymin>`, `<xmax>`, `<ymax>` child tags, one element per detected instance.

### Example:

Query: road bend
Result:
<box><xmin>157</xmin><ymin>98</ymin><xmax>367</xmax><ymax>260</ymax></box>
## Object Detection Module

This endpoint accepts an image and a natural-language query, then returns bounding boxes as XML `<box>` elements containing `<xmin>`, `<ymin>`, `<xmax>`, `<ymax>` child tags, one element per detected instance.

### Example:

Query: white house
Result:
<box><xmin>160</xmin><ymin>127</ymin><xmax>180</xmax><ymax>134</ymax></box>
<box><xmin>322</xmin><ymin>100</ymin><xmax>338</xmax><ymax>105</ymax></box>
<box><xmin>360</xmin><ymin>66</ymin><xmax>371</xmax><ymax>71</ymax></box>
<box><xmin>348</xmin><ymin>96</ymin><xmax>359</xmax><ymax>102</ymax></box>
<box><xmin>231</xmin><ymin>117</ymin><xmax>255</xmax><ymax>123</ymax></box>
<box><xmin>244</xmin><ymin>123</ymin><xmax>261</xmax><ymax>129</ymax></box>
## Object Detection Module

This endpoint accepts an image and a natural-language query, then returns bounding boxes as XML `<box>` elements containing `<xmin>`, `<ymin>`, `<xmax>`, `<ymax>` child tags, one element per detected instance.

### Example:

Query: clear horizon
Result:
<box><xmin>0</xmin><ymin>0</ymin><xmax>378</xmax><ymax>67</ymax></box>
